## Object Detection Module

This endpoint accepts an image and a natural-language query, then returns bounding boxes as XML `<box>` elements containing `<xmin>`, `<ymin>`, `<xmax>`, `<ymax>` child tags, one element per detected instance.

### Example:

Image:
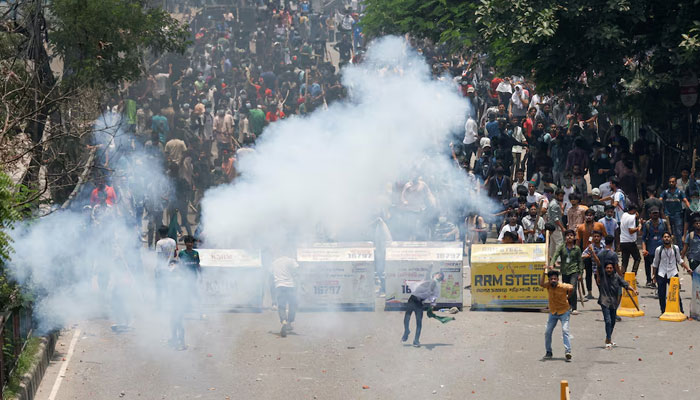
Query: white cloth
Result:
<box><xmin>463</xmin><ymin>118</ymin><xmax>478</xmax><ymax>145</ymax></box>
<box><xmin>408</xmin><ymin>279</ymin><xmax>441</xmax><ymax>305</ymax></box>
<box><xmin>155</xmin><ymin>238</ymin><xmax>177</xmax><ymax>270</ymax></box>
<box><xmin>510</xmin><ymin>126</ymin><xmax>527</xmax><ymax>154</ymax></box>
<box><xmin>619</xmin><ymin>212</ymin><xmax>638</xmax><ymax>243</ymax></box>
<box><xmin>653</xmin><ymin>245</ymin><xmax>682</xmax><ymax>279</ymax></box>
<box><xmin>272</xmin><ymin>257</ymin><xmax>299</xmax><ymax>288</ymax></box>
<box><xmin>498</xmin><ymin>224</ymin><xmax>525</xmax><ymax>243</ymax></box>
<box><xmin>598</xmin><ymin>182</ymin><xmax>613</xmax><ymax>205</ymax></box>
<box><xmin>613</xmin><ymin>189</ymin><xmax>626</xmax><ymax>222</ymax></box>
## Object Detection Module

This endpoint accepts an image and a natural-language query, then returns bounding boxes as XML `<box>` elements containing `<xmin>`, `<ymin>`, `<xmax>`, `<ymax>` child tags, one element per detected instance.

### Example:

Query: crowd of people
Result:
<box><xmin>77</xmin><ymin>1</ymin><xmax>700</xmax><ymax>352</ymax></box>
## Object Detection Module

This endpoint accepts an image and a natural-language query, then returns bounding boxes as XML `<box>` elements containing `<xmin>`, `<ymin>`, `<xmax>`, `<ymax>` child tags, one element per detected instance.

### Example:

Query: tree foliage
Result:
<box><xmin>362</xmin><ymin>0</ymin><xmax>479</xmax><ymax>50</ymax></box>
<box><xmin>49</xmin><ymin>0</ymin><xmax>190</xmax><ymax>87</ymax></box>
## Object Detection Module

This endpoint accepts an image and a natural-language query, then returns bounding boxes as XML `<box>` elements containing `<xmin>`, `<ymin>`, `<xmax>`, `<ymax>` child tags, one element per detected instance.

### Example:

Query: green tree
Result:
<box><xmin>362</xmin><ymin>0</ymin><xmax>480</xmax><ymax>50</ymax></box>
<box><xmin>476</xmin><ymin>0</ymin><xmax>700</xmax><ymax>124</ymax></box>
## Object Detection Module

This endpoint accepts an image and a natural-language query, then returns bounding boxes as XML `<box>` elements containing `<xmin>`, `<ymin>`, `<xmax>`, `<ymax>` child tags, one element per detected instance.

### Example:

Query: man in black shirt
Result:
<box><xmin>333</xmin><ymin>33</ymin><xmax>353</xmax><ymax>67</ymax></box>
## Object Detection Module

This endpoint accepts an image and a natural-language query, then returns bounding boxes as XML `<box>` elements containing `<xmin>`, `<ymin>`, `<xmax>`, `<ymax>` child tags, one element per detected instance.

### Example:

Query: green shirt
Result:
<box><xmin>549</xmin><ymin>244</ymin><xmax>583</xmax><ymax>276</ymax></box>
<box><xmin>178</xmin><ymin>249</ymin><xmax>201</xmax><ymax>277</ymax></box>
<box><xmin>248</xmin><ymin>108</ymin><xmax>266</xmax><ymax>135</ymax></box>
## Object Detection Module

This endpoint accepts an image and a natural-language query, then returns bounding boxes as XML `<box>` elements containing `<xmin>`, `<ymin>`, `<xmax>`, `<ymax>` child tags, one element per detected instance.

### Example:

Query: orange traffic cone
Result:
<box><xmin>618</xmin><ymin>272</ymin><xmax>644</xmax><ymax>317</ymax></box>
<box><xmin>660</xmin><ymin>276</ymin><xmax>687</xmax><ymax>322</ymax></box>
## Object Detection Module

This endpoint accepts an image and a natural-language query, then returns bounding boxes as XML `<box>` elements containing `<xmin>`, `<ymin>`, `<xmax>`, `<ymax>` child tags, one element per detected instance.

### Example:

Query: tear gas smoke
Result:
<box><xmin>201</xmin><ymin>36</ymin><xmax>496</xmax><ymax>249</ymax></box>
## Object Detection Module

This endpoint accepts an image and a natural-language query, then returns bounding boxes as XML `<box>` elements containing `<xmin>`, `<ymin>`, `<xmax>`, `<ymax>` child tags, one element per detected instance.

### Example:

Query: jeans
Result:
<box><xmin>657</xmin><ymin>274</ymin><xmax>684</xmax><ymax>314</ymax></box>
<box><xmin>583</xmin><ymin>258</ymin><xmax>593</xmax><ymax>292</ymax></box>
<box><xmin>562</xmin><ymin>273</ymin><xmax>579</xmax><ymax>311</ymax></box>
<box><xmin>601</xmin><ymin>305</ymin><xmax>617</xmax><ymax>341</ymax></box>
<box><xmin>276</xmin><ymin>287</ymin><xmax>297</xmax><ymax>323</ymax></box>
<box><xmin>668</xmin><ymin>214</ymin><xmax>684</xmax><ymax>247</ymax></box>
<box><xmin>544</xmin><ymin>311</ymin><xmax>571</xmax><ymax>353</ymax></box>
<box><xmin>620</xmin><ymin>242</ymin><xmax>641</xmax><ymax>274</ymax></box>
<box><xmin>643</xmin><ymin>254</ymin><xmax>655</xmax><ymax>284</ymax></box>
<box><xmin>403</xmin><ymin>295</ymin><xmax>425</xmax><ymax>344</ymax></box>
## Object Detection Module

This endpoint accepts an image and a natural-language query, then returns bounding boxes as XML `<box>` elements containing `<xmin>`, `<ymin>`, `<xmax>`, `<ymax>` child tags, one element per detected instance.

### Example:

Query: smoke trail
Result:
<box><xmin>201</xmin><ymin>36</ymin><xmax>496</xmax><ymax>248</ymax></box>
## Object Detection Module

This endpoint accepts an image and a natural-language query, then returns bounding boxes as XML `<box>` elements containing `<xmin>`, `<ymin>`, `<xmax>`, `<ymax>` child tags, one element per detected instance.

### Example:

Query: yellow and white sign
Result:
<box><xmin>470</xmin><ymin>243</ymin><xmax>548</xmax><ymax>309</ymax></box>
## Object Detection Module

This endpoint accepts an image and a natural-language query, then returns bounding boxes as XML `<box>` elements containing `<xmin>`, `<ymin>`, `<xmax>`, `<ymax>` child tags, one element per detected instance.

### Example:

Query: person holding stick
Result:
<box><xmin>548</xmin><ymin>229</ymin><xmax>584</xmax><ymax>314</ymax></box>
<box><xmin>595</xmin><ymin>263</ymin><xmax>637</xmax><ymax>349</ymax></box>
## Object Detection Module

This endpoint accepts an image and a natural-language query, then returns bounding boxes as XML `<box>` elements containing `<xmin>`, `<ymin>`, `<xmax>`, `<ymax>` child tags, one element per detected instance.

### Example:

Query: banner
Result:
<box><xmin>384</xmin><ymin>241</ymin><xmax>463</xmax><ymax>310</ymax></box>
<box><xmin>691</xmin><ymin>270</ymin><xmax>700</xmax><ymax>321</ymax></box>
<box><xmin>470</xmin><ymin>243</ymin><xmax>548</xmax><ymax>309</ymax></box>
<box><xmin>296</xmin><ymin>242</ymin><xmax>375</xmax><ymax>310</ymax></box>
<box><xmin>197</xmin><ymin>249</ymin><xmax>264</xmax><ymax>310</ymax></box>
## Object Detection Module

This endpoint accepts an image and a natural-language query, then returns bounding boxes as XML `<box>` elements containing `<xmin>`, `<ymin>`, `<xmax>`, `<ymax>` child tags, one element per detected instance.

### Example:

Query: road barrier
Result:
<box><xmin>660</xmin><ymin>276</ymin><xmax>687</xmax><ymax>322</ymax></box>
<box><xmin>618</xmin><ymin>272</ymin><xmax>644</xmax><ymax>317</ymax></box>
<box><xmin>197</xmin><ymin>249</ymin><xmax>265</xmax><ymax>311</ymax></box>
<box><xmin>296</xmin><ymin>242</ymin><xmax>375</xmax><ymax>311</ymax></box>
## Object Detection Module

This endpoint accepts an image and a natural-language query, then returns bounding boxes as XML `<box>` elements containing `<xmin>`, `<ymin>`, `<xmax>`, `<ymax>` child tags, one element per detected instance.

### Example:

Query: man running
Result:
<box><xmin>402</xmin><ymin>271</ymin><xmax>444</xmax><ymax>348</ymax></box>
<box><xmin>595</xmin><ymin>263</ymin><xmax>637</xmax><ymax>349</ymax></box>
<box><xmin>177</xmin><ymin>236</ymin><xmax>201</xmax><ymax>317</ymax></box>
<box><xmin>540</xmin><ymin>268</ymin><xmax>574</xmax><ymax>361</ymax></box>
<box><xmin>271</xmin><ymin>255</ymin><xmax>299</xmax><ymax>337</ymax></box>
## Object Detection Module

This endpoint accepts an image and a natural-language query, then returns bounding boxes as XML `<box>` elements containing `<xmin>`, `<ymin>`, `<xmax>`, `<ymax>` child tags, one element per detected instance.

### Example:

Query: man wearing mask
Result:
<box><xmin>549</xmin><ymin>229</ymin><xmax>584</xmax><ymax>314</ymax></box>
<box><xmin>652</xmin><ymin>232</ymin><xmax>692</xmax><ymax>315</ymax></box>
<box><xmin>402</xmin><ymin>271</ymin><xmax>444</xmax><ymax>348</ymax></box>
<box><xmin>641</xmin><ymin>207</ymin><xmax>670</xmax><ymax>288</ymax></box>
<box><xmin>540</xmin><ymin>268</ymin><xmax>573</xmax><ymax>361</ymax></box>
<box><xmin>661</xmin><ymin>176</ymin><xmax>689</xmax><ymax>246</ymax></box>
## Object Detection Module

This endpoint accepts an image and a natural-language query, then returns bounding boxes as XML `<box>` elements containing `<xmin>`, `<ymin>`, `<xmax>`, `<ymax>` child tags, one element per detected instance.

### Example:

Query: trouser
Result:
<box><xmin>544</xmin><ymin>311</ymin><xmax>571</xmax><ymax>353</ymax></box>
<box><xmin>155</xmin><ymin>270</ymin><xmax>167</xmax><ymax>308</ymax></box>
<box><xmin>601</xmin><ymin>305</ymin><xmax>617</xmax><ymax>341</ymax></box>
<box><xmin>644</xmin><ymin>254</ymin><xmax>656</xmax><ymax>284</ymax></box>
<box><xmin>511</xmin><ymin>152</ymin><xmax>524</xmax><ymax>178</ymax></box>
<box><xmin>669</xmin><ymin>215</ymin><xmax>684</xmax><ymax>247</ymax></box>
<box><xmin>657</xmin><ymin>274</ymin><xmax>684</xmax><ymax>314</ymax></box>
<box><xmin>147</xmin><ymin>210</ymin><xmax>164</xmax><ymax>248</ymax></box>
<box><xmin>403</xmin><ymin>295</ymin><xmax>425</xmax><ymax>343</ymax></box>
<box><xmin>548</xmin><ymin>229</ymin><xmax>563</xmax><ymax>261</ymax></box>
<box><xmin>562</xmin><ymin>273</ymin><xmax>579</xmax><ymax>310</ymax></box>
<box><xmin>170</xmin><ymin>309</ymin><xmax>185</xmax><ymax>345</ymax></box>
<box><xmin>620</xmin><ymin>242</ymin><xmax>641</xmax><ymax>274</ymax></box>
<box><xmin>276</xmin><ymin>287</ymin><xmax>297</xmax><ymax>323</ymax></box>
<box><xmin>462</xmin><ymin>142</ymin><xmax>478</xmax><ymax>167</ymax></box>
<box><xmin>583</xmin><ymin>258</ymin><xmax>593</xmax><ymax>292</ymax></box>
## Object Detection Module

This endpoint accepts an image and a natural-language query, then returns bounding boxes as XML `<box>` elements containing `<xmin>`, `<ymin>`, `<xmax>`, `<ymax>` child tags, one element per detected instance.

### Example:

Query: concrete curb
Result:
<box><xmin>11</xmin><ymin>332</ymin><xmax>58</xmax><ymax>400</ymax></box>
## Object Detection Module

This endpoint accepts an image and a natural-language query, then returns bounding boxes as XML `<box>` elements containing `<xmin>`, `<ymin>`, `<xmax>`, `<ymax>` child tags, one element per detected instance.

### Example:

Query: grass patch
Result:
<box><xmin>2</xmin><ymin>336</ymin><xmax>41</xmax><ymax>400</ymax></box>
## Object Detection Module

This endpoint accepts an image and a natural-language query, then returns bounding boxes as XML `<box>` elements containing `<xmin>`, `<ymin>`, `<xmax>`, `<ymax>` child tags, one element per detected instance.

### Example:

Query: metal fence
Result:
<box><xmin>0</xmin><ymin>307</ymin><xmax>33</xmax><ymax>400</ymax></box>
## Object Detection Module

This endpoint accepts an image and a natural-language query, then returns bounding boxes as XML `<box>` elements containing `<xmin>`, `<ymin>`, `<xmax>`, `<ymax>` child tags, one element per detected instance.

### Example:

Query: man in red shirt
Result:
<box><xmin>90</xmin><ymin>181</ymin><xmax>117</xmax><ymax>206</ymax></box>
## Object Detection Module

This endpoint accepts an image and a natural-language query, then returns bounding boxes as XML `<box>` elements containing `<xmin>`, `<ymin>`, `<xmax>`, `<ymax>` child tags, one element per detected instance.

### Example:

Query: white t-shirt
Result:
<box><xmin>463</xmin><ymin>118</ymin><xmax>478</xmax><ymax>145</ymax></box>
<box><xmin>512</xmin><ymin>180</ymin><xmax>528</xmax><ymax>195</ymax></box>
<box><xmin>598</xmin><ymin>182</ymin><xmax>613</xmax><ymax>205</ymax></box>
<box><xmin>498</xmin><ymin>224</ymin><xmax>525</xmax><ymax>243</ymax></box>
<box><xmin>619</xmin><ymin>212</ymin><xmax>637</xmax><ymax>243</ymax></box>
<box><xmin>613</xmin><ymin>189</ymin><xmax>626</xmax><ymax>221</ymax></box>
<box><xmin>526</xmin><ymin>192</ymin><xmax>548</xmax><ymax>209</ymax></box>
<box><xmin>272</xmin><ymin>256</ymin><xmax>299</xmax><ymax>288</ymax></box>
<box><xmin>155</xmin><ymin>238</ymin><xmax>177</xmax><ymax>270</ymax></box>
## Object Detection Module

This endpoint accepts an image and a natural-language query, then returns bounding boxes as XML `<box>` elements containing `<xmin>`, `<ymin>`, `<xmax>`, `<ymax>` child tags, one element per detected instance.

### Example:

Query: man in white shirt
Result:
<box><xmin>498</xmin><ymin>212</ymin><xmax>525</xmax><ymax>243</ymax></box>
<box><xmin>527</xmin><ymin>182</ymin><xmax>548</xmax><ymax>212</ymax></box>
<box><xmin>402</xmin><ymin>271</ymin><xmax>443</xmax><ymax>347</ymax></box>
<box><xmin>272</xmin><ymin>256</ymin><xmax>299</xmax><ymax>337</ymax></box>
<box><xmin>619</xmin><ymin>204</ymin><xmax>642</xmax><ymax>274</ymax></box>
<box><xmin>155</xmin><ymin>225</ymin><xmax>177</xmax><ymax>307</ymax></box>
<box><xmin>522</xmin><ymin>203</ymin><xmax>545</xmax><ymax>243</ymax></box>
<box><xmin>462</xmin><ymin>116</ymin><xmax>479</xmax><ymax>166</ymax></box>
<box><xmin>652</xmin><ymin>232</ymin><xmax>692</xmax><ymax>314</ymax></box>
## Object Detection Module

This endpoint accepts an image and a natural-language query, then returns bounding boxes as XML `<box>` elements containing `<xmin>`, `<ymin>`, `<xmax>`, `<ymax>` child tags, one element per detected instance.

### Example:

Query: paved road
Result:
<box><xmin>34</xmin><ymin>265</ymin><xmax>699</xmax><ymax>400</ymax></box>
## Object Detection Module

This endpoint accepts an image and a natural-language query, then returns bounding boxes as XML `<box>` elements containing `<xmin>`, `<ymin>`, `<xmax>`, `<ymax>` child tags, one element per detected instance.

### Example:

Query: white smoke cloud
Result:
<box><xmin>201</xmin><ymin>36</ymin><xmax>495</xmax><ymax>248</ymax></box>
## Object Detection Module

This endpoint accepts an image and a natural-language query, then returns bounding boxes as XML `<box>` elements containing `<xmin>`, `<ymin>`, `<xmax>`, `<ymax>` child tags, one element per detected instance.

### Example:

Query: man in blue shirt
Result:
<box><xmin>661</xmin><ymin>176</ymin><xmax>690</xmax><ymax>246</ymax></box>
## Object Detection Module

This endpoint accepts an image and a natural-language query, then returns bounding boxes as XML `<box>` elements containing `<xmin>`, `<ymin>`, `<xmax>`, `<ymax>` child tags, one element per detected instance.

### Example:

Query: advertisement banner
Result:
<box><xmin>691</xmin><ymin>270</ymin><xmax>700</xmax><ymax>321</ymax></box>
<box><xmin>384</xmin><ymin>241</ymin><xmax>463</xmax><ymax>310</ymax></box>
<box><xmin>470</xmin><ymin>243</ymin><xmax>548</xmax><ymax>309</ymax></box>
<box><xmin>296</xmin><ymin>242</ymin><xmax>375</xmax><ymax>310</ymax></box>
<box><xmin>197</xmin><ymin>249</ymin><xmax>264</xmax><ymax>310</ymax></box>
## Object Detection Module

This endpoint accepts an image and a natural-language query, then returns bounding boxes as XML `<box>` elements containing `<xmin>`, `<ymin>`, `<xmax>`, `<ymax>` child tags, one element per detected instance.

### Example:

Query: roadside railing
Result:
<box><xmin>0</xmin><ymin>307</ymin><xmax>33</xmax><ymax>400</ymax></box>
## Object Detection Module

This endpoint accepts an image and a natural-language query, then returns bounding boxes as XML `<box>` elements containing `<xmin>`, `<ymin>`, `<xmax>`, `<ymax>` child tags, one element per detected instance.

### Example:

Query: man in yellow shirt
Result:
<box><xmin>540</xmin><ymin>267</ymin><xmax>574</xmax><ymax>361</ymax></box>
